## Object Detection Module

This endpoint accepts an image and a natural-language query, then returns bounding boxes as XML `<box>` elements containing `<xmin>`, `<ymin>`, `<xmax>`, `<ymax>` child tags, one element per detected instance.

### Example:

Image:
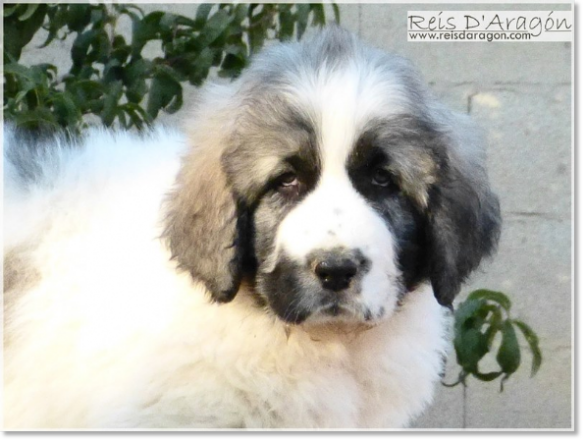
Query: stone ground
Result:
<box><xmin>19</xmin><ymin>2</ymin><xmax>573</xmax><ymax>430</ymax></box>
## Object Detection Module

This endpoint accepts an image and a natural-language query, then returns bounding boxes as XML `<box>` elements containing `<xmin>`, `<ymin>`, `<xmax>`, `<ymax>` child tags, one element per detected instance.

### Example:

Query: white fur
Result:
<box><xmin>4</xmin><ymin>126</ymin><xmax>451</xmax><ymax>429</ymax></box>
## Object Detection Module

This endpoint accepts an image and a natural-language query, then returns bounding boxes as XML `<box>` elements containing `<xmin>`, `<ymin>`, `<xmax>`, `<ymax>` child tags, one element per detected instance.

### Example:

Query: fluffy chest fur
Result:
<box><xmin>6</xmin><ymin>262</ymin><xmax>449</xmax><ymax>429</ymax></box>
<box><xmin>99</xmin><ymin>285</ymin><xmax>449</xmax><ymax>429</ymax></box>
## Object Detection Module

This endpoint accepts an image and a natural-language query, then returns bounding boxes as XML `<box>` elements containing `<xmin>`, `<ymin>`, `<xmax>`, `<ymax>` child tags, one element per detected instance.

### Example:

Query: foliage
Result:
<box><xmin>3</xmin><ymin>2</ymin><xmax>339</xmax><ymax>134</ymax></box>
<box><xmin>445</xmin><ymin>289</ymin><xmax>543</xmax><ymax>392</ymax></box>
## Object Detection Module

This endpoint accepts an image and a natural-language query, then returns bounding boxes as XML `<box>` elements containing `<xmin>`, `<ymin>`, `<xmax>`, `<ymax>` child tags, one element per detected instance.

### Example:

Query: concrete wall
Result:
<box><xmin>19</xmin><ymin>2</ymin><xmax>573</xmax><ymax>430</ymax></box>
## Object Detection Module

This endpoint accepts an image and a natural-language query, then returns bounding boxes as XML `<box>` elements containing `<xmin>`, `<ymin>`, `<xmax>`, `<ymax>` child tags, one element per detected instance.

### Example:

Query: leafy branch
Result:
<box><xmin>3</xmin><ymin>3</ymin><xmax>339</xmax><ymax>134</ymax></box>
<box><xmin>444</xmin><ymin>289</ymin><xmax>543</xmax><ymax>392</ymax></box>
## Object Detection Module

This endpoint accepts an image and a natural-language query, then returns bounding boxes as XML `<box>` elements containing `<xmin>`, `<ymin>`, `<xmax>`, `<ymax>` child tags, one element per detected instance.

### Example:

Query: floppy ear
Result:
<box><xmin>162</xmin><ymin>81</ymin><xmax>256</xmax><ymax>303</ymax></box>
<box><xmin>425</xmin><ymin>113</ymin><xmax>502</xmax><ymax>308</ymax></box>
<box><xmin>162</xmin><ymin>145</ymin><xmax>249</xmax><ymax>303</ymax></box>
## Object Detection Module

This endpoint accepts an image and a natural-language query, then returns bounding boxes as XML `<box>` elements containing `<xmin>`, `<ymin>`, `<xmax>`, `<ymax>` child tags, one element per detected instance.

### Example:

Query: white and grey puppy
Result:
<box><xmin>4</xmin><ymin>27</ymin><xmax>500</xmax><ymax>428</ymax></box>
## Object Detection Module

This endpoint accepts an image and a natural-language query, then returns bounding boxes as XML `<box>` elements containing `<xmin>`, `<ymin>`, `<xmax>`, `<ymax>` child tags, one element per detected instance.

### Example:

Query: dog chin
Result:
<box><xmin>263</xmin><ymin>286</ymin><xmax>398</xmax><ymax>326</ymax></box>
<box><xmin>305</xmin><ymin>300</ymin><xmax>393</xmax><ymax>327</ymax></box>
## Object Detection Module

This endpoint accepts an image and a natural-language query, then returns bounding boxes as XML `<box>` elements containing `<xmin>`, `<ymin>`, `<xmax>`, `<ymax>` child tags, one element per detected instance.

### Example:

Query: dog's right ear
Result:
<box><xmin>162</xmin><ymin>85</ymin><xmax>249</xmax><ymax>303</ymax></box>
<box><xmin>163</xmin><ymin>144</ymin><xmax>248</xmax><ymax>303</ymax></box>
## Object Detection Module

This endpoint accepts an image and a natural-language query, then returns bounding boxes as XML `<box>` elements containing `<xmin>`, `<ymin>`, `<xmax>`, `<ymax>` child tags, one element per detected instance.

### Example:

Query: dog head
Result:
<box><xmin>163</xmin><ymin>27</ymin><xmax>501</xmax><ymax>325</ymax></box>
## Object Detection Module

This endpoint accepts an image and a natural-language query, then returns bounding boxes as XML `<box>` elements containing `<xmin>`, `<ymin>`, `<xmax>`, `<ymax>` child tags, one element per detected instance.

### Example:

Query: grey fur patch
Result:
<box><xmin>4</xmin><ymin>249</ymin><xmax>41</xmax><ymax>317</ymax></box>
<box><xmin>3</xmin><ymin>125</ymin><xmax>78</xmax><ymax>189</ymax></box>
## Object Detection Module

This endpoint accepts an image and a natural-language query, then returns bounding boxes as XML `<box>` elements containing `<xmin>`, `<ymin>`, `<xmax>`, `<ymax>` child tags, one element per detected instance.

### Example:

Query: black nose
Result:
<box><xmin>314</xmin><ymin>255</ymin><xmax>360</xmax><ymax>292</ymax></box>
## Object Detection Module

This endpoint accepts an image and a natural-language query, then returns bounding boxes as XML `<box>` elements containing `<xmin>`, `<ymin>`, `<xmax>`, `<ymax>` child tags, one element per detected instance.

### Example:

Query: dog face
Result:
<box><xmin>163</xmin><ymin>27</ymin><xmax>501</xmax><ymax>325</ymax></box>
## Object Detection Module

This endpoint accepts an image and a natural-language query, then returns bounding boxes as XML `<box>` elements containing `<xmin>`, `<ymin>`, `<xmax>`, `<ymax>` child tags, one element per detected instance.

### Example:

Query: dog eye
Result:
<box><xmin>372</xmin><ymin>168</ymin><xmax>394</xmax><ymax>187</ymax></box>
<box><xmin>277</xmin><ymin>172</ymin><xmax>299</xmax><ymax>188</ymax></box>
<box><xmin>275</xmin><ymin>171</ymin><xmax>305</xmax><ymax>200</ymax></box>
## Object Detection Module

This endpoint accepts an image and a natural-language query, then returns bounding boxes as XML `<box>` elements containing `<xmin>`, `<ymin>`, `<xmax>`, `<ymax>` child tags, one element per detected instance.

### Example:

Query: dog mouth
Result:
<box><xmin>280</xmin><ymin>294</ymin><xmax>385</xmax><ymax>326</ymax></box>
<box><xmin>257</xmin><ymin>287</ymin><xmax>378</xmax><ymax>325</ymax></box>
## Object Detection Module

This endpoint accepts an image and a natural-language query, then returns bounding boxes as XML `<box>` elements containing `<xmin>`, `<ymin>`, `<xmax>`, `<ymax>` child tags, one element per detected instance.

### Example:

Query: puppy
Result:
<box><xmin>3</xmin><ymin>27</ymin><xmax>500</xmax><ymax>428</ymax></box>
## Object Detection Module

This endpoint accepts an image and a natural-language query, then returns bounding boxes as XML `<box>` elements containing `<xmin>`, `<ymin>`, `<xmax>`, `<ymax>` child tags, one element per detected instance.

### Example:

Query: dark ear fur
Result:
<box><xmin>425</xmin><ymin>117</ymin><xmax>502</xmax><ymax>308</ymax></box>
<box><xmin>162</xmin><ymin>148</ymin><xmax>248</xmax><ymax>303</ymax></box>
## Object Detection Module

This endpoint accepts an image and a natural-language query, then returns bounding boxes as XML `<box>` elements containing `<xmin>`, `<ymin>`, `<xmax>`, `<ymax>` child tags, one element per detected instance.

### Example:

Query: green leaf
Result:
<box><xmin>4</xmin><ymin>63</ymin><xmax>36</xmax><ymax>86</ymax></box>
<box><xmin>86</xmin><ymin>99</ymin><xmax>104</xmax><ymax>114</ymax></box>
<box><xmin>513</xmin><ymin>319</ymin><xmax>543</xmax><ymax>377</ymax></box>
<box><xmin>454</xmin><ymin>326</ymin><xmax>490</xmax><ymax>374</ymax></box>
<box><xmin>76</xmin><ymin>65</ymin><xmax>99</xmax><ymax>81</ymax></box>
<box><xmin>118</xmin><ymin>102</ymin><xmax>151</xmax><ymax>129</ymax></box>
<box><xmin>173</xmin><ymin>14</ymin><xmax>197</xmax><ymax>28</ymax></box>
<box><xmin>454</xmin><ymin>298</ymin><xmax>484</xmax><ymax>329</ymax></box>
<box><xmin>89</xmin><ymin>6</ymin><xmax>107</xmax><ymax>28</ymax></box>
<box><xmin>194</xmin><ymin>3</ymin><xmax>214</xmax><ymax>30</ymax></box>
<box><xmin>198</xmin><ymin>9</ymin><xmax>233</xmax><ymax>47</ymax></box>
<box><xmin>66</xmin><ymin>79</ymin><xmax>105</xmax><ymax>107</ymax></box>
<box><xmin>65</xmin><ymin>4</ymin><xmax>92</xmax><ymax>33</ymax></box>
<box><xmin>40</xmin><ymin>5</ymin><xmax>69</xmax><ymax>49</ymax></box>
<box><xmin>101</xmin><ymin>80</ymin><xmax>123</xmax><ymax>126</ymax></box>
<box><xmin>114</xmin><ymin>4</ymin><xmax>144</xmax><ymax>18</ymax></box>
<box><xmin>4</xmin><ymin>4</ymin><xmax>19</xmax><ymax>18</ymax></box>
<box><xmin>4</xmin><ymin>4</ymin><xmax>47</xmax><ymax>62</ymax></box>
<box><xmin>125</xmin><ymin>79</ymin><xmax>148</xmax><ymax>104</ymax></box>
<box><xmin>472</xmin><ymin>371</ymin><xmax>503</xmax><ymax>382</ymax></box>
<box><xmin>116</xmin><ymin>107</ymin><xmax>129</xmax><ymax>128</ymax></box>
<box><xmin>103</xmin><ymin>58</ymin><xmax>124</xmax><ymax>83</ymax></box>
<box><xmin>124</xmin><ymin>58</ymin><xmax>153</xmax><ymax>81</ymax></box>
<box><xmin>296</xmin><ymin>4</ymin><xmax>310</xmax><ymax>40</ymax></box>
<box><xmin>71</xmin><ymin>29</ymin><xmax>97</xmax><ymax>67</ymax></box>
<box><xmin>278</xmin><ymin>6</ymin><xmax>295</xmax><ymax>42</ymax></box>
<box><xmin>123</xmin><ymin>59</ymin><xmax>152</xmax><ymax>103</ymax></box>
<box><xmin>111</xmin><ymin>35</ymin><xmax>131</xmax><ymax>64</ymax></box>
<box><xmin>232</xmin><ymin>4</ymin><xmax>249</xmax><ymax>25</ymax></box>
<box><xmin>453</xmin><ymin>297</ymin><xmax>506</xmax><ymax>376</ymax></box>
<box><xmin>18</xmin><ymin>4</ymin><xmax>40</xmax><ymax>21</ymax></box>
<box><xmin>496</xmin><ymin>320</ymin><xmax>521</xmax><ymax>376</ymax></box>
<box><xmin>187</xmin><ymin>47</ymin><xmax>216</xmax><ymax>86</ymax></box>
<box><xmin>477</xmin><ymin>304</ymin><xmax>504</xmax><ymax>347</ymax></box>
<box><xmin>13</xmin><ymin>90</ymin><xmax>31</xmax><ymax>106</ymax></box>
<box><xmin>49</xmin><ymin>92</ymin><xmax>81</xmax><ymax>127</ymax></box>
<box><xmin>310</xmin><ymin>4</ymin><xmax>326</xmax><ymax>26</ymax></box>
<box><xmin>159</xmin><ymin>12</ymin><xmax>178</xmax><ymax>32</ymax></box>
<box><xmin>248</xmin><ymin>6</ymin><xmax>270</xmax><ymax>54</ymax></box>
<box><xmin>218</xmin><ymin>42</ymin><xmax>248</xmax><ymax>79</ymax></box>
<box><xmin>468</xmin><ymin>289</ymin><xmax>512</xmax><ymax>313</ymax></box>
<box><xmin>146</xmin><ymin>71</ymin><xmax>182</xmax><ymax>119</ymax></box>
<box><xmin>131</xmin><ymin>11</ymin><xmax>164</xmax><ymax>57</ymax></box>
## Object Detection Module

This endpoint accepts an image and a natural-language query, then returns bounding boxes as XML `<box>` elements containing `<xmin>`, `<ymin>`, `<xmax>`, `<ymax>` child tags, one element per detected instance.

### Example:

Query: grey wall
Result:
<box><xmin>20</xmin><ymin>2</ymin><xmax>573</xmax><ymax>430</ymax></box>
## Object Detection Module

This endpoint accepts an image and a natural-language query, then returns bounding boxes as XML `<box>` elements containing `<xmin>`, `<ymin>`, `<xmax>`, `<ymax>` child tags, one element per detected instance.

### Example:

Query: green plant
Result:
<box><xmin>3</xmin><ymin>2</ymin><xmax>339</xmax><ymax>133</ymax></box>
<box><xmin>445</xmin><ymin>289</ymin><xmax>543</xmax><ymax>391</ymax></box>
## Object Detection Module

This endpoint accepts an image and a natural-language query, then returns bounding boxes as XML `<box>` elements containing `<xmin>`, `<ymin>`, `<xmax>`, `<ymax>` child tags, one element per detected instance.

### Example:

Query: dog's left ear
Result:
<box><xmin>425</xmin><ymin>112</ymin><xmax>502</xmax><ymax>308</ymax></box>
